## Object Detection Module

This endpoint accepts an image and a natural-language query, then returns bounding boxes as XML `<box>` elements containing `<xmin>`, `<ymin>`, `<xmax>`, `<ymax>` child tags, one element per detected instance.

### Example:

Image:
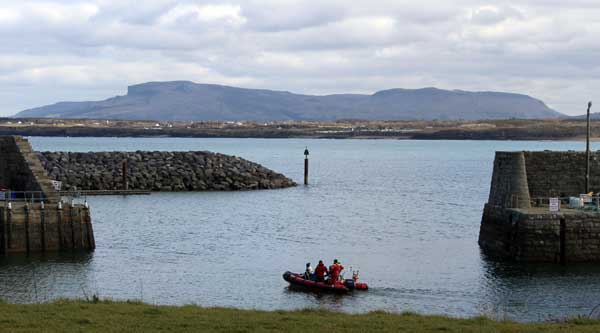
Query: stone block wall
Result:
<box><xmin>480</xmin><ymin>150</ymin><xmax>600</xmax><ymax>262</ymax></box>
<box><xmin>487</xmin><ymin>152</ymin><xmax>531</xmax><ymax>209</ymax></box>
<box><xmin>479</xmin><ymin>208</ymin><xmax>600</xmax><ymax>262</ymax></box>
<box><xmin>485</xmin><ymin>151</ymin><xmax>600</xmax><ymax>207</ymax></box>
<box><xmin>0</xmin><ymin>136</ymin><xmax>94</xmax><ymax>254</ymax></box>
<box><xmin>0</xmin><ymin>136</ymin><xmax>58</xmax><ymax>201</ymax></box>
<box><xmin>524</xmin><ymin>151</ymin><xmax>600</xmax><ymax>198</ymax></box>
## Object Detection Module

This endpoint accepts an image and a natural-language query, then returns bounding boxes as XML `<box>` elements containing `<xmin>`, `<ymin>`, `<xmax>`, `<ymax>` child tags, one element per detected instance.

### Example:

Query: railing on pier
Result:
<box><xmin>59</xmin><ymin>190</ymin><xmax>150</xmax><ymax>196</ymax></box>
<box><xmin>0</xmin><ymin>191</ymin><xmax>46</xmax><ymax>203</ymax></box>
<box><xmin>530</xmin><ymin>196</ymin><xmax>600</xmax><ymax>212</ymax></box>
<box><xmin>0</xmin><ymin>190</ymin><xmax>89</xmax><ymax>206</ymax></box>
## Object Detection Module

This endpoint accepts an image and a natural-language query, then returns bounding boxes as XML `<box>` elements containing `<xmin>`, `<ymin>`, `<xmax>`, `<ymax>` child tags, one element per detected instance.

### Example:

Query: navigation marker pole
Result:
<box><xmin>304</xmin><ymin>147</ymin><xmax>309</xmax><ymax>185</ymax></box>
<box><xmin>586</xmin><ymin>102</ymin><xmax>593</xmax><ymax>194</ymax></box>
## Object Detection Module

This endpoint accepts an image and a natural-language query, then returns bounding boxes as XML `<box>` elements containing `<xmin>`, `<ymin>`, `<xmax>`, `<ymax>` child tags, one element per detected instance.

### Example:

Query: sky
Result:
<box><xmin>0</xmin><ymin>0</ymin><xmax>598</xmax><ymax>116</ymax></box>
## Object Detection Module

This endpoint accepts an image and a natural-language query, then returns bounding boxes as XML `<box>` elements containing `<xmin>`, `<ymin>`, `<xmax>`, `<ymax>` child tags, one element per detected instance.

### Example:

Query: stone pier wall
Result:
<box><xmin>487</xmin><ymin>152</ymin><xmax>531</xmax><ymax>209</ymax></box>
<box><xmin>480</xmin><ymin>150</ymin><xmax>600</xmax><ymax>262</ymax></box>
<box><xmin>0</xmin><ymin>202</ymin><xmax>94</xmax><ymax>254</ymax></box>
<box><xmin>38</xmin><ymin>151</ymin><xmax>296</xmax><ymax>191</ymax></box>
<box><xmin>0</xmin><ymin>136</ymin><xmax>59</xmax><ymax>202</ymax></box>
<box><xmin>485</xmin><ymin>151</ymin><xmax>600</xmax><ymax>206</ymax></box>
<box><xmin>524</xmin><ymin>151</ymin><xmax>600</xmax><ymax>198</ymax></box>
<box><xmin>480</xmin><ymin>207</ymin><xmax>600</xmax><ymax>262</ymax></box>
<box><xmin>0</xmin><ymin>136</ymin><xmax>94</xmax><ymax>254</ymax></box>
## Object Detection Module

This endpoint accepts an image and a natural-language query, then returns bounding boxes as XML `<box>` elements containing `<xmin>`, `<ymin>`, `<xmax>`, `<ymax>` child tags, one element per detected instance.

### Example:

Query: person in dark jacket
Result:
<box><xmin>314</xmin><ymin>260</ymin><xmax>328</xmax><ymax>283</ymax></box>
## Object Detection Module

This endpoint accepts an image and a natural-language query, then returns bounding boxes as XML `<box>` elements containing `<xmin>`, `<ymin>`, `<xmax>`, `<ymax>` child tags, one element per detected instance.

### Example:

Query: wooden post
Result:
<box><xmin>0</xmin><ymin>207</ymin><xmax>5</xmax><ymax>255</ymax></box>
<box><xmin>122</xmin><ymin>159</ymin><xmax>129</xmax><ymax>191</ymax></box>
<box><xmin>24</xmin><ymin>204</ymin><xmax>30</xmax><ymax>254</ymax></box>
<box><xmin>79</xmin><ymin>207</ymin><xmax>85</xmax><ymax>249</ymax></box>
<box><xmin>304</xmin><ymin>147</ymin><xmax>309</xmax><ymax>185</ymax></box>
<box><xmin>57</xmin><ymin>203</ymin><xmax>63</xmax><ymax>250</ymax></box>
<box><xmin>6</xmin><ymin>207</ymin><xmax>11</xmax><ymax>251</ymax></box>
<box><xmin>69</xmin><ymin>203</ymin><xmax>75</xmax><ymax>249</ymax></box>
<box><xmin>560</xmin><ymin>218</ymin><xmax>567</xmax><ymax>265</ymax></box>
<box><xmin>40</xmin><ymin>203</ymin><xmax>46</xmax><ymax>252</ymax></box>
<box><xmin>0</xmin><ymin>192</ymin><xmax>5</xmax><ymax>255</ymax></box>
<box><xmin>83</xmin><ymin>205</ymin><xmax>95</xmax><ymax>250</ymax></box>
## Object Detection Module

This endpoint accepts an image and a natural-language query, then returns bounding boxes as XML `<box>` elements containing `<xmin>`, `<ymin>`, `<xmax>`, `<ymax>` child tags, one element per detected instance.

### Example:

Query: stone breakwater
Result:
<box><xmin>38</xmin><ymin>151</ymin><xmax>296</xmax><ymax>191</ymax></box>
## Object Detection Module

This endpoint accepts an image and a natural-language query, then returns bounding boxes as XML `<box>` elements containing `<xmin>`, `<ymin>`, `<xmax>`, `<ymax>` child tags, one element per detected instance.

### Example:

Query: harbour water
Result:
<box><xmin>1</xmin><ymin>137</ymin><xmax>600</xmax><ymax>322</ymax></box>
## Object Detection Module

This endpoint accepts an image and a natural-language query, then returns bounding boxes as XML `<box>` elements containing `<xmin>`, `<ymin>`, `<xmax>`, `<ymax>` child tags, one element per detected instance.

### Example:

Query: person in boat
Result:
<box><xmin>328</xmin><ymin>259</ymin><xmax>344</xmax><ymax>284</ymax></box>
<box><xmin>314</xmin><ymin>260</ymin><xmax>328</xmax><ymax>283</ymax></box>
<box><xmin>303</xmin><ymin>262</ymin><xmax>314</xmax><ymax>280</ymax></box>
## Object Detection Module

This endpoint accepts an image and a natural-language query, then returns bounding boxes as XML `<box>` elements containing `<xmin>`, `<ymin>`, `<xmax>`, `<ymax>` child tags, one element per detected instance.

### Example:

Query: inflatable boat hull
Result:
<box><xmin>282</xmin><ymin>271</ymin><xmax>368</xmax><ymax>293</ymax></box>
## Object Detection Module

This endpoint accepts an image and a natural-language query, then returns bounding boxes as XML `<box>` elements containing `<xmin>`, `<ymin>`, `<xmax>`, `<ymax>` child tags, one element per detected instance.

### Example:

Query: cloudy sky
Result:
<box><xmin>0</xmin><ymin>0</ymin><xmax>598</xmax><ymax>116</ymax></box>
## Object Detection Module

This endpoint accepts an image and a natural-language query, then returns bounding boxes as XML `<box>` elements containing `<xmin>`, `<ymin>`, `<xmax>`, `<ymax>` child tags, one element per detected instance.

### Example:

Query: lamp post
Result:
<box><xmin>304</xmin><ymin>147</ymin><xmax>309</xmax><ymax>185</ymax></box>
<box><xmin>586</xmin><ymin>101</ymin><xmax>593</xmax><ymax>193</ymax></box>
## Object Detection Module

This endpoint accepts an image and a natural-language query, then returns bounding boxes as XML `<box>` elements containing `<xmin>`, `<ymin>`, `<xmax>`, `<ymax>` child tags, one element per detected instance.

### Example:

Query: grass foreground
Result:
<box><xmin>0</xmin><ymin>300</ymin><xmax>600</xmax><ymax>332</ymax></box>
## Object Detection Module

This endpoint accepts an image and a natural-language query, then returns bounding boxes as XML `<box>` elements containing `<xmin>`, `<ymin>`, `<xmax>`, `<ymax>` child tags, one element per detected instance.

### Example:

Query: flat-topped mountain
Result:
<box><xmin>16</xmin><ymin>81</ymin><xmax>563</xmax><ymax>121</ymax></box>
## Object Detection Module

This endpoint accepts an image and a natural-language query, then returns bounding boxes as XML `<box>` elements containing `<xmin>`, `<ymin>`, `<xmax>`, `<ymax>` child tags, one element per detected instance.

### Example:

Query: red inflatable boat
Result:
<box><xmin>282</xmin><ymin>271</ymin><xmax>368</xmax><ymax>293</ymax></box>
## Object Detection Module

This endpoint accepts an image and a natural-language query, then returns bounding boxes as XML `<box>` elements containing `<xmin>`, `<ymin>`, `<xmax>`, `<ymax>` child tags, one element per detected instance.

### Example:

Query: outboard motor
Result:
<box><xmin>344</xmin><ymin>279</ymin><xmax>355</xmax><ymax>290</ymax></box>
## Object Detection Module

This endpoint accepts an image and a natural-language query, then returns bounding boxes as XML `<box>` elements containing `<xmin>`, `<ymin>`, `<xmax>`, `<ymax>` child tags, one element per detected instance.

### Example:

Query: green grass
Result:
<box><xmin>0</xmin><ymin>299</ymin><xmax>599</xmax><ymax>332</ymax></box>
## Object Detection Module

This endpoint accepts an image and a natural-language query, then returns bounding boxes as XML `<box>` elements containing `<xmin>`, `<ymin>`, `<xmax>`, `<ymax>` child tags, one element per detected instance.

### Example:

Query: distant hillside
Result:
<box><xmin>573</xmin><ymin>112</ymin><xmax>600</xmax><ymax>119</ymax></box>
<box><xmin>16</xmin><ymin>81</ymin><xmax>563</xmax><ymax>121</ymax></box>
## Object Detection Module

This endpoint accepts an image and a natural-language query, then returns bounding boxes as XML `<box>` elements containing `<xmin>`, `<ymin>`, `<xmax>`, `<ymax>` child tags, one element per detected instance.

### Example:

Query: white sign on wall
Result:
<box><xmin>549</xmin><ymin>197</ymin><xmax>560</xmax><ymax>212</ymax></box>
<box><xmin>51</xmin><ymin>180</ymin><xmax>62</xmax><ymax>191</ymax></box>
<box><xmin>580</xmin><ymin>194</ymin><xmax>592</xmax><ymax>203</ymax></box>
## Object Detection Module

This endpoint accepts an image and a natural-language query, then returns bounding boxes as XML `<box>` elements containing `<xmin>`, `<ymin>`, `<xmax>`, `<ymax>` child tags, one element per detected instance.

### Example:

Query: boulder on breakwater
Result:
<box><xmin>37</xmin><ymin>151</ymin><xmax>296</xmax><ymax>191</ymax></box>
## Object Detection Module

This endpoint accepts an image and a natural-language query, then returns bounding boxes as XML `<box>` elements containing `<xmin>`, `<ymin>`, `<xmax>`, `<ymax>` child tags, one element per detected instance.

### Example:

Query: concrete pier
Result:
<box><xmin>0</xmin><ymin>202</ymin><xmax>94</xmax><ymax>254</ymax></box>
<box><xmin>481</xmin><ymin>206</ymin><xmax>600</xmax><ymax>262</ymax></box>
<box><xmin>480</xmin><ymin>151</ymin><xmax>600</xmax><ymax>262</ymax></box>
<box><xmin>0</xmin><ymin>136</ymin><xmax>94</xmax><ymax>254</ymax></box>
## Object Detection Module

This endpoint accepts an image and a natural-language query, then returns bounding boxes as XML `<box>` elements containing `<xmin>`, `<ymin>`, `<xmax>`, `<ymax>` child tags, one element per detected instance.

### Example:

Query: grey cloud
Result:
<box><xmin>242</xmin><ymin>0</ymin><xmax>348</xmax><ymax>32</ymax></box>
<box><xmin>470</xmin><ymin>5</ymin><xmax>523</xmax><ymax>25</ymax></box>
<box><xmin>93</xmin><ymin>1</ymin><xmax>178</xmax><ymax>25</ymax></box>
<box><xmin>0</xmin><ymin>0</ymin><xmax>598</xmax><ymax>116</ymax></box>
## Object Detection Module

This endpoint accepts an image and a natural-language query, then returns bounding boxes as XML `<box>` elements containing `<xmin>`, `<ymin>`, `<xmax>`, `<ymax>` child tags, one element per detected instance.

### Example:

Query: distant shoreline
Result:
<box><xmin>0</xmin><ymin>117</ymin><xmax>598</xmax><ymax>141</ymax></box>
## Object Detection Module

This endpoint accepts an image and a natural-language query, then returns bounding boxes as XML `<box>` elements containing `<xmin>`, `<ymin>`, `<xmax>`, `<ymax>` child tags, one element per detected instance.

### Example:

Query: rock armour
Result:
<box><xmin>38</xmin><ymin>151</ymin><xmax>296</xmax><ymax>191</ymax></box>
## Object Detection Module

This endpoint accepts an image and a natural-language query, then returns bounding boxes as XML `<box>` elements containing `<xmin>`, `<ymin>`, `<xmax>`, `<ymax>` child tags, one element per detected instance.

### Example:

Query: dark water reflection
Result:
<box><xmin>0</xmin><ymin>252</ymin><xmax>94</xmax><ymax>303</ymax></box>
<box><xmin>0</xmin><ymin>137</ymin><xmax>599</xmax><ymax>321</ymax></box>
<box><xmin>479</xmin><ymin>260</ymin><xmax>600</xmax><ymax>320</ymax></box>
